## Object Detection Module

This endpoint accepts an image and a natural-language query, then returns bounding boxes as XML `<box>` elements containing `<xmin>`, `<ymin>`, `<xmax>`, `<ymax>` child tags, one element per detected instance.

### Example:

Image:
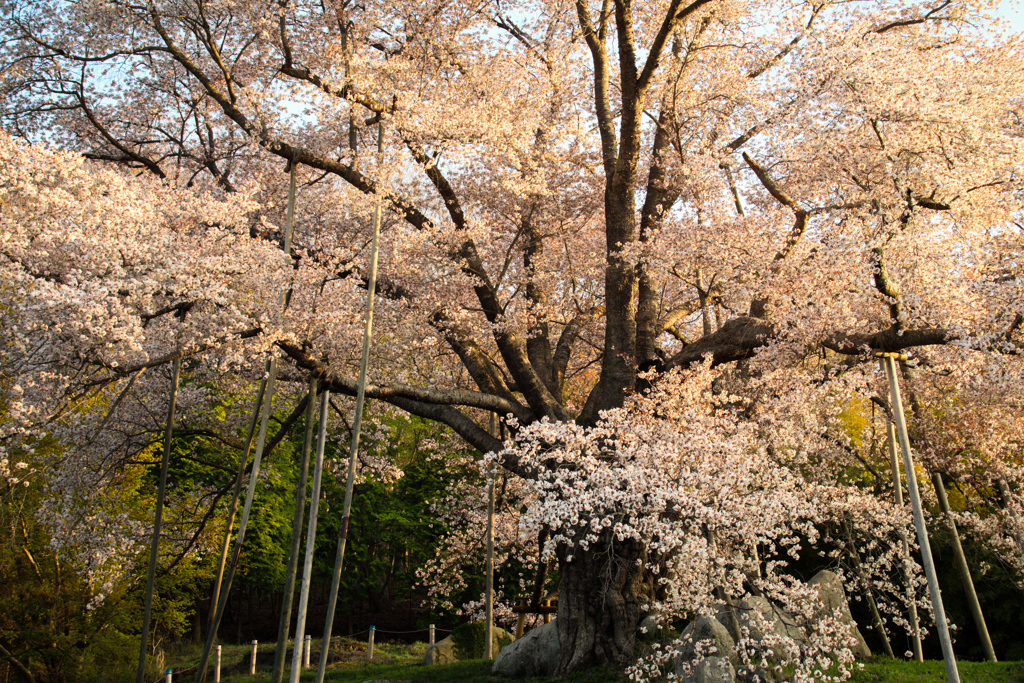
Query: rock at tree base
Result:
<box><xmin>491</xmin><ymin>619</ymin><xmax>560</xmax><ymax>678</ymax></box>
<box><xmin>423</xmin><ymin>625</ymin><xmax>514</xmax><ymax>665</ymax></box>
<box><xmin>717</xmin><ymin>596</ymin><xmax>805</xmax><ymax>646</ymax></box>
<box><xmin>422</xmin><ymin>635</ymin><xmax>457</xmax><ymax>665</ymax></box>
<box><xmin>808</xmin><ymin>570</ymin><xmax>871</xmax><ymax>660</ymax></box>
<box><xmin>675</xmin><ymin>616</ymin><xmax>738</xmax><ymax>667</ymax></box>
<box><xmin>675</xmin><ymin>656</ymin><xmax>736</xmax><ymax>683</ymax></box>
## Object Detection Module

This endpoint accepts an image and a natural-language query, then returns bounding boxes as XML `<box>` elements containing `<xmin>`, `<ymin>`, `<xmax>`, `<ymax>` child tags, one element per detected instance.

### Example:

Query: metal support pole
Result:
<box><xmin>316</xmin><ymin>118</ymin><xmax>385</xmax><ymax>683</ymax></box>
<box><xmin>932</xmin><ymin>472</ymin><xmax>997</xmax><ymax>661</ymax></box>
<box><xmin>136</xmin><ymin>357</ymin><xmax>181</xmax><ymax>683</ymax></box>
<box><xmin>887</xmin><ymin>421</ymin><xmax>923</xmax><ymax>661</ymax></box>
<box><xmin>882</xmin><ymin>354</ymin><xmax>960</xmax><ymax>683</ymax></box>
<box><xmin>290</xmin><ymin>389</ymin><xmax>330</xmax><ymax>683</ymax></box>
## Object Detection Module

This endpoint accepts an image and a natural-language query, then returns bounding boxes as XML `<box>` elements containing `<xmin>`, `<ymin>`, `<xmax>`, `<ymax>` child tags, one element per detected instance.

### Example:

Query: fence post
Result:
<box><xmin>429</xmin><ymin>624</ymin><xmax>435</xmax><ymax>647</ymax></box>
<box><xmin>250</xmin><ymin>641</ymin><xmax>258</xmax><ymax>675</ymax></box>
<box><xmin>215</xmin><ymin>646</ymin><xmax>221</xmax><ymax>683</ymax></box>
<box><xmin>166</xmin><ymin>669</ymin><xmax>173</xmax><ymax>683</ymax></box>
<box><xmin>368</xmin><ymin>626</ymin><xmax>375</xmax><ymax>661</ymax></box>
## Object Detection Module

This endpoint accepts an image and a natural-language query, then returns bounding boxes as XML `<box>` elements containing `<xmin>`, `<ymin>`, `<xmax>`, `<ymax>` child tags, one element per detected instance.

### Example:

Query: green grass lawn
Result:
<box><xmin>849</xmin><ymin>660</ymin><xmax>1024</xmax><ymax>683</ymax></box>
<box><xmin>165</xmin><ymin>640</ymin><xmax>1022</xmax><ymax>683</ymax></box>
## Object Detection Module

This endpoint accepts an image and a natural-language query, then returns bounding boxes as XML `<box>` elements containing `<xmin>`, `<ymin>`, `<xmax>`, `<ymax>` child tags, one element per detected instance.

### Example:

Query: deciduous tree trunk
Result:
<box><xmin>555</xmin><ymin>533</ymin><xmax>655</xmax><ymax>674</ymax></box>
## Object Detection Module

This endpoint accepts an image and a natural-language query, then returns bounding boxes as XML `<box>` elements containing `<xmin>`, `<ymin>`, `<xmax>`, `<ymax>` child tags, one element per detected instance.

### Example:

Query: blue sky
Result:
<box><xmin>996</xmin><ymin>0</ymin><xmax>1022</xmax><ymax>32</ymax></box>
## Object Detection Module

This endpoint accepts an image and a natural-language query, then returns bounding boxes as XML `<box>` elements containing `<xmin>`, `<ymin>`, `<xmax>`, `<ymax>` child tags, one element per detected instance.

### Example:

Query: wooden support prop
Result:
<box><xmin>290</xmin><ymin>388</ymin><xmax>331</xmax><ymax>683</ymax></box>
<box><xmin>843</xmin><ymin>519</ymin><xmax>894</xmax><ymax>658</ymax></box>
<box><xmin>136</xmin><ymin>357</ymin><xmax>181</xmax><ymax>683</ymax></box>
<box><xmin>273</xmin><ymin>378</ymin><xmax>318</xmax><ymax>683</ymax></box>
<box><xmin>886</xmin><ymin>421</ymin><xmax>923</xmax><ymax>661</ymax></box>
<box><xmin>250</xmin><ymin>641</ymin><xmax>258</xmax><ymax>676</ymax></box>
<box><xmin>317</xmin><ymin>117</ymin><xmax>385</xmax><ymax>683</ymax></box>
<box><xmin>196</xmin><ymin>155</ymin><xmax>299</xmax><ymax>683</ymax></box>
<box><xmin>485</xmin><ymin>420</ymin><xmax>496</xmax><ymax>660</ymax></box>
<box><xmin>215</xmin><ymin>646</ymin><xmax>221</xmax><ymax>683</ymax></box>
<box><xmin>429</xmin><ymin>624</ymin><xmax>435</xmax><ymax>647</ymax></box>
<box><xmin>368</xmin><ymin>627</ymin><xmax>375</xmax><ymax>661</ymax></box>
<box><xmin>881</xmin><ymin>354</ymin><xmax>960</xmax><ymax>683</ymax></box>
<box><xmin>932</xmin><ymin>472</ymin><xmax>997</xmax><ymax>662</ymax></box>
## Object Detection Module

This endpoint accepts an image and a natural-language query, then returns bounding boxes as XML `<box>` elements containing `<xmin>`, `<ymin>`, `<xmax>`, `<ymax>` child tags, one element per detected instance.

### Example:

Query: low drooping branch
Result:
<box><xmin>276</xmin><ymin>340</ymin><xmax>536</xmax><ymax>423</ymax></box>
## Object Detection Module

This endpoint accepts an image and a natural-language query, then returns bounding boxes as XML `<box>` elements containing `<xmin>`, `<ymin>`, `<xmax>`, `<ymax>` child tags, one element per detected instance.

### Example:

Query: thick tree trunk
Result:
<box><xmin>555</xmin><ymin>533</ymin><xmax>654</xmax><ymax>674</ymax></box>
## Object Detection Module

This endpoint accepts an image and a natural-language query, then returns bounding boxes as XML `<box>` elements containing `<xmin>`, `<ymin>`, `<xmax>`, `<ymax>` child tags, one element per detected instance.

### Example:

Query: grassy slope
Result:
<box><xmin>167</xmin><ymin>640</ymin><xmax>1024</xmax><ymax>683</ymax></box>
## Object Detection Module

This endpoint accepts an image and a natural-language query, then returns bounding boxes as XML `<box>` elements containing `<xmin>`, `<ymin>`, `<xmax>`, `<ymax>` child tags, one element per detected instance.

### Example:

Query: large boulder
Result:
<box><xmin>808</xmin><ymin>570</ymin><xmax>871</xmax><ymax>659</ymax></box>
<box><xmin>717</xmin><ymin>596</ymin><xmax>805</xmax><ymax>645</ymax></box>
<box><xmin>423</xmin><ymin>625</ymin><xmax>514</xmax><ymax>665</ymax></box>
<box><xmin>675</xmin><ymin>616</ymin><xmax>738</xmax><ymax>668</ymax></box>
<box><xmin>676</xmin><ymin>656</ymin><xmax>736</xmax><ymax>683</ymax></box>
<box><xmin>491</xmin><ymin>619</ymin><xmax>560</xmax><ymax>678</ymax></box>
<box><xmin>422</xmin><ymin>635</ymin><xmax>457</xmax><ymax>665</ymax></box>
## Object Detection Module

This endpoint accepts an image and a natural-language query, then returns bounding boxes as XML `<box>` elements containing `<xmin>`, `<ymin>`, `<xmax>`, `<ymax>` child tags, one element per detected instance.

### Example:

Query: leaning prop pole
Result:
<box><xmin>136</xmin><ymin>356</ymin><xmax>182</xmax><ymax>683</ymax></box>
<box><xmin>932</xmin><ymin>471</ymin><xmax>997</xmax><ymax>661</ymax></box>
<box><xmin>209</xmin><ymin>376</ymin><xmax>268</xmax><ymax>630</ymax></box>
<box><xmin>885</xmin><ymin>421</ymin><xmax>923</xmax><ymax>661</ymax></box>
<box><xmin>272</xmin><ymin>377</ymin><xmax>318</xmax><ymax>683</ymax></box>
<box><xmin>316</xmin><ymin>117</ymin><xmax>384</xmax><ymax>683</ymax></box>
<box><xmin>289</xmin><ymin>388</ymin><xmax>331</xmax><ymax>683</ymax></box>
<box><xmin>880</xmin><ymin>353</ymin><xmax>960</xmax><ymax>683</ymax></box>
<box><xmin>195</xmin><ymin>162</ymin><xmax>300</xmax><ymax>683</ymax></box>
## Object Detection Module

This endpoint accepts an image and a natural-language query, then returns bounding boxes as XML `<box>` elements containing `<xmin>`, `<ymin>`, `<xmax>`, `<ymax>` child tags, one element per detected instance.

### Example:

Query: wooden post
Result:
<box><xmin>886</xmin><ymin>421</ymin><xmax>923</xmax><ymax>661</ymax></box>
<box><xmin>429</xmin><ymin>624</ymin><xmax>435</xmax><ymax>647</ymax></box>
<box><xmin>136</xmin><ymin>357</ymin><xmax>181</xmax><ymax>683</ymax></box>
<box><xmin>317</xmin><ymin>118</ymin><xmax>385</xmax><ymax>683</ymax></box>
<box><xmin>485</xmin><ymin>450</ymin><xmax>495</xmax><ymax>659</ymax></box>
<box><xmin>515</xmin><ymin>601</ymin><xmax>526</xmax><ymax>639</ymax></box>
<box><xmin>215</xmin><ymin>646</ymin><xmax>221</xmax><ymax>683</ymax></box>
<box><xmin>273</xmin><ymin>378</ymin><xmax>318</xmax><ymax>683</ymax></box>
<box><xmin>368</xmin><ymin>626</ymin><xmax>375</xmax><ymax>661</ymax></box>
<box><xmin>250</xmin><ymin>641</ymin><xmax>257</xmax><ymax>675</ymax></box>
<box><xmin>209</xmin><ymin>378</ymin><xmax>267</xmax><ymax>632</ymax></box>
<box><xmin>290</xmin><ymin>388</ymin><xmax>330</xmax><ymax>683</ymax></box>
<box><xmin>166</xmin><ymin>669</ymin><xmax>173</xmax><ymax>683</ymax></box>
<box><xmin>304</xmin><ymin>635</ymin><xmax>311</xmax><ymax>668</ymax></box>
<box><xmin>196</xmin><ymin>159</ymin><xmax>299</xmax><ymax>683</ymax></box>
<box><xmin>844</xmin><ymin>520</ymin><xmax>894</xmax><ymax>658</ymax></box>
<box><xmin>882</xmin><ymin>354</ymin><xmax>960</xmax><ymax>683</ymax></box>
<box><xmin>932</xmin><ymin>472</ymin><xmax>997</xmax><ymax>661</ymax></box>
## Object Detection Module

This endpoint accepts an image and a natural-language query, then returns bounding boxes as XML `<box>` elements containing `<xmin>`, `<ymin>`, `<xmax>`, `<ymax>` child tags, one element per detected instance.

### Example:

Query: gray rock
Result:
<box><xmin>676</xmin><ymin>656</ymin><xmax>736</xmax><ymax>683</ymax></box>
<box><xmin>675</xmin><ymin>616</ymin><xmax>738</xmax><ymax>667</ymax></box>
<box><xmin>638</xmin><ymin>613</ymin><xmax>668</xmax><ymax>642</ymax></box>
<box><xmin>717</xmin><ymin>596</ymin><xmax>805</xmax><ymax>645</ymax></box>
<box><xmin>735</xmin><ymin>664</ymin><xmax>776</xmax><ymax>683</ymax></box>
<box><xmin>423</xmin><ymin>626</ymin><xmax>513</xmax><ymax>665</ymax></box>
<box><xmin>808</xmin><ymin>570</ymin><xmax>871</xmax><ymax>660</ymax></box>
<box><xmin>491</xmin><ymin>619</ymin><xmax>560</xmax><ymax>678</ymax></box>
<box><xmin>422</xmin><ymin>635</ymin><xmax>456</xmax><ymax>665</ymax></box>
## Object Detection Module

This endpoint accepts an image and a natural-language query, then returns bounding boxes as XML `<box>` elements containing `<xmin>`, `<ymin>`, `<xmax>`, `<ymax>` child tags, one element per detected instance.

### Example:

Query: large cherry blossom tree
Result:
<box><xmin>2</xmin><ymin>0</ymin><xmax>1024</xmax><ymax>676</ymax></box>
